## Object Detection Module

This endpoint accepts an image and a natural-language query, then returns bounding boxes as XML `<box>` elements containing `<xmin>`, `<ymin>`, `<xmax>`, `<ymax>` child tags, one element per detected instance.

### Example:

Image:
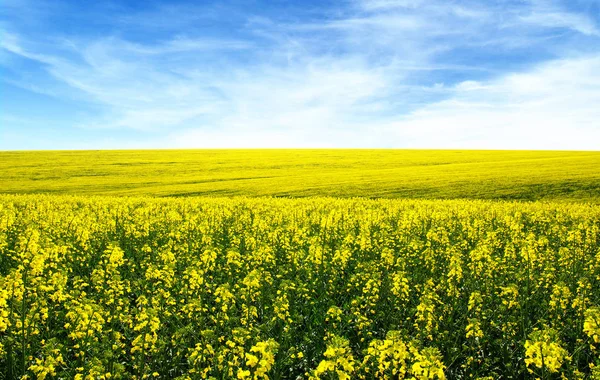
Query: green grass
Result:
<box><xmin>1</xmin><ymin>149</ymin><xmax>599</xmax><ymax>201</ymax></box>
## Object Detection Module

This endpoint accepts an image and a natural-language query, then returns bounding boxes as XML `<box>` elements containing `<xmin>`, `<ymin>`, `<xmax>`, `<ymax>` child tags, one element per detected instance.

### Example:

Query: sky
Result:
<box><xmin>1</xmin><ymin>0</ymin><xmax>599</xmax><ymax>150</ymax></box>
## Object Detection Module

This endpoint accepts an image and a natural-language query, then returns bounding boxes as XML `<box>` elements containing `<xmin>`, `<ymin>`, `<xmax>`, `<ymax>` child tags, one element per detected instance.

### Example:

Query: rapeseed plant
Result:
<box><xmin>0</xmin><ymin>195</ymin><xmax>598</xmax><ymax>378</ymax></box>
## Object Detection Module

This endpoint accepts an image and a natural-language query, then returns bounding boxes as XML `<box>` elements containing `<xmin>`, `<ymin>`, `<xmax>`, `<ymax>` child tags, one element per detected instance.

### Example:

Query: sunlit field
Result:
<box><xmin>2</xmin><ymin>150</ymin><xmax>600</xmax><ymax>201</ymax></box>
<box><xmin>1</xmin><ymin>150</ymin><xmax>600</xmax><ymax>379</ymax></box>
<box><xmin>1</xmin><ymin>195</ymin><xmax>599</xmax><ymax>379</ymax></box>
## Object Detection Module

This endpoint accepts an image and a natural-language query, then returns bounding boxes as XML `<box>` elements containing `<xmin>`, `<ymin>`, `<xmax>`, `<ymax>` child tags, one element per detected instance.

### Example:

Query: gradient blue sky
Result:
<box><xmin>1</xmin><ymin>0</ymin><xmax>599</xmax><ymax>149</ymax></box>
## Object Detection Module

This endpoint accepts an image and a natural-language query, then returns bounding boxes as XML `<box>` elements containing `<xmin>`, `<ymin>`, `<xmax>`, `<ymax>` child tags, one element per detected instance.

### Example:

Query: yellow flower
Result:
<box><xmin>247</xmin><ymin>339</ymin><xmax>279</xmax><ymax>379</ymax></box>
<box><xmin>363</xmin><ymin>330</ymin><xmax>409</xmax><ymax>378</ymax></box>
<box><xmin>524</xmin><ymin>328</ymin><xmax>570</xmax><ymax>374</ymax></box>
<box><xmin>583</xmin><ymin>307</ymin><xmax>600</xmax><ymax>344</ymax></box>
<box><xmin>245</xmin><ymin>353</ymin><xmax>259</xmax><ymax>367</ymax></box>
<box><xmin>310</xmin><ymin>335</ymin><xmax>355</xmax><ymax>379</ymax></box>
<box><xmin>411</xmin><ymin>347</ymin><xmax>446</xmax><ymax>380</ymax></box>
<box><xmin>465</xmin><ymin>319</ymin><xmax>484</xmax><ymax>340</ymax></box>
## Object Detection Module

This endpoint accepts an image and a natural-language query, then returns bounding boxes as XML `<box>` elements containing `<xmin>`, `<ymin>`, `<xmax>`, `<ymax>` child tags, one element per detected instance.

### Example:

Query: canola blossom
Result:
<box><xmin>2</xmin><ymin>150</ymin><xmax>600</xmax><ymax>202</ymax></box>
<box><xmin>0</xmin><ymin>194</ymin><xmax>599</xmax><ymax>379</ymax></box>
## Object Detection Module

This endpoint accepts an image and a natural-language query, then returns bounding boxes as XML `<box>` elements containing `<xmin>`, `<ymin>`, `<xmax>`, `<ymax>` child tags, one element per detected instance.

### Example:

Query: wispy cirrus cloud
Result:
<box><xmin>518</xmin><ymin>0</ymin><xmax>600</xmax><ymax>36</ymax></box>
<box><xmin>0</xmin><ymin>0</ymin><xmax>599</xmax><ymax>149</ymax></box>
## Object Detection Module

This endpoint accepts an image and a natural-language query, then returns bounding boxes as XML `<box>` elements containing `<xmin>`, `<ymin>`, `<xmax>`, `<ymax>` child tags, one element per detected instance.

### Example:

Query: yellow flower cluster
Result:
<box><xmin>28</xmin><ymin>341</ymin><xmax>64</xmax><ymax>380</ymax></box>
<box><xmin>524</xmin><ymin>328</ymin><xmax>570</xmax><ymax>374</ymax></box>
<box><xmin>584</xmin><ymin>307</ymin><xmax>600</xmax><ymax>345</ymax></box>
<box><xmin>239</xmin><ymin>339</ymin><xmax>279</xmax><ymax>379</ymax></box>
<box><xmin>411</xmin><ymin>347</ymin><xmax>446</xmax><ymax>380</ymax></box>
<box><xmin>0</xmin><ymin>195</ymin><xmax>599</xmax><ymax>378</ymax></box>
<box><xmin>362</xmin><ymin>331</ymin><xmax>410</xmax><ymax>378</ymax></box>
<box><xmin>310</xmin><ymin>334</ymin><xmax>356</xmax><ymax>380</ymax></box>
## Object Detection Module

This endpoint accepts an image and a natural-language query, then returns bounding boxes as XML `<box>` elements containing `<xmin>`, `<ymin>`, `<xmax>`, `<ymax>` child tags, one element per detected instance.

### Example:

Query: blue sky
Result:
<box><xmin>1</xmin><ymin>0</ymin><xmax>599</xmax><ymax>149</ymax></box>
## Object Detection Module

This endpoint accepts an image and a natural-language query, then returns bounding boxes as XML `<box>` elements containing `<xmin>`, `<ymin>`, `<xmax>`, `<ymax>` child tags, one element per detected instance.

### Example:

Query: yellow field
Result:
<box><xmin>1</xmin><ymin>150</ymin><xmax>599</xmax><ymax>378</ymax></box>
<box><xmin>1</xmin><ymin>149</ymin><xmax>600</xmax><ymax>201</ymax></box>
<box><xmin>1</xmin><ymin>195</ymin><xmax>599</xmax><ymax>379</ymax></box>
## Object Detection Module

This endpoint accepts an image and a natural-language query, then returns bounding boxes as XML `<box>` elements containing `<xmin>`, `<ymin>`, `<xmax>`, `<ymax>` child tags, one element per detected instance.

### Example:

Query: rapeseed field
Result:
<box><xmin>1</xmin><ymin>195</ymin><xmax>599</xmax><ymax>379</ymax></box>
<box><xmin>2</xmin><ymin>150</ymin><xmax>599</xmax><ymax>201</ymax></box>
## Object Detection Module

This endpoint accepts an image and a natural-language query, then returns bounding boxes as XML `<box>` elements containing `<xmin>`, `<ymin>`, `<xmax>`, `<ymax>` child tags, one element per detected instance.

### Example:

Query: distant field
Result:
<box><xmin>1</xmin><ymin>149</ymin><xmax>599</xmax><ymax>201</ymax></box>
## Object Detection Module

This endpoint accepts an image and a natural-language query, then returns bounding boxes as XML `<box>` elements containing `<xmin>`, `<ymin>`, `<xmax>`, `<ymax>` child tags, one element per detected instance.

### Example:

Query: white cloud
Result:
<box><xmin>520</xmin><ymin>12</ymin><xmax>599</xmax><ymax>35</ymax></box>
<box><xmin>164</xmin><ymin>58</ymin><xmax>393</xmax><ymax>147</ymax></box>
<box><xmin>380</xmin><ymin>55</ymin><xmax>600</xmax><ymax>149</ymax></box>
<box><xmin>91</xmin><ymin>36</ymin><xmax>254</xmax><ymax>56</ymax></box>
<box><xmin>359</xmin><ymin>0</ymin><xmax>426</xmax><ymax>10</ymax></box>
<box><xmin>518</xmin><ymin>2</ymin><xmax>600</xmax><ymax>36</ymax></box>
<box><xmin>0</xmin><ymin>31</ymin><xmax>60</xmax><ymax>65</ymax></box>
<box><xmin>165</xmin><ymin>55</ymin><xmax>600</xmax><ymax>150</ymax></box>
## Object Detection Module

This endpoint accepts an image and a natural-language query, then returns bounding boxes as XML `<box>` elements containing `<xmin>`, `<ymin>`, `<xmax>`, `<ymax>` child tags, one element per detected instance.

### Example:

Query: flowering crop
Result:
<box><xmin>2</xmin><ymin>150</ymin><xmax>600</xmax><ymax>202</ymax></box>
<box><xmin>0</xmin><ymin>195</ymin><xmax>599</xmax><ymax>378</ymax></box>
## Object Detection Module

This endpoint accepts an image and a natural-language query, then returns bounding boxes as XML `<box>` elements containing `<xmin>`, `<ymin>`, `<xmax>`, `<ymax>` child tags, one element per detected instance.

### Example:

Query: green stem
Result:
<box><xmin>21</xmin><ymin>269</ymin><xmax>28</xmax><ymax>376</ymax></box>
